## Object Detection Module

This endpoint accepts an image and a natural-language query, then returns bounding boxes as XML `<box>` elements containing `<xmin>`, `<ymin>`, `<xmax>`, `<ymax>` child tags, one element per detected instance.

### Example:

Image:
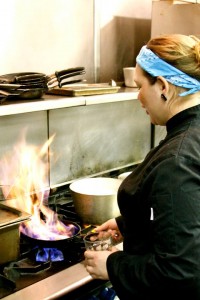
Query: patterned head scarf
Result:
<box><xmin>136</xmin><ymin>46</ymin><xmax>200</xmax><ymax>96</ymax></box>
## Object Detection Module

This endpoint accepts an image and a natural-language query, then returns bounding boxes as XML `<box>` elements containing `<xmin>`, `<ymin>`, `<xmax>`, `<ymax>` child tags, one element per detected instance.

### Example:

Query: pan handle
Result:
<box><xmin>48</xmin><ymin>67</ymin><xmax>86</xmax><ymax>88</ymax></box>
<box><xmin>59</xmin><ymin>79</ymin><xmax>85</xmax><ymax>88</ymax></box>
<box><xmin>58</xmin><ymin>71</ymin><xmax>86</xmax><ymax>87</ymax></box>
<box><xmin>15</xmin><ymin>73</ymin><xmax>47</xmax><ymax>84</ymax></box>
<box><xmin>55</xmin><ymin>67</ymin><xmax>85</xmax><ymax>78</ymax></box>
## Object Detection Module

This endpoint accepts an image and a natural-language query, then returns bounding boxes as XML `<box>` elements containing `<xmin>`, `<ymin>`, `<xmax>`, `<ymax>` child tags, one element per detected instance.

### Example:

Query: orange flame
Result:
<box><xmin>0</xmin><ymin>134</ymin><xmax>76</xmax><ymax>240</ymax></box>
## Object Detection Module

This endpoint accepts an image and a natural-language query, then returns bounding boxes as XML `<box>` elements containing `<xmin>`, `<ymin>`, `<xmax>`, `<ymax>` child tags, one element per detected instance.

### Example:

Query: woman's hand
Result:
<box><xmin>84</xmin><ymin>247</ymin><xmax>119</xmax><ymax>280</ymax></box>
<box><xmin>95</xmin><ymin>218</ymin><xmax>123</xmax><ymax>244</ymax></box>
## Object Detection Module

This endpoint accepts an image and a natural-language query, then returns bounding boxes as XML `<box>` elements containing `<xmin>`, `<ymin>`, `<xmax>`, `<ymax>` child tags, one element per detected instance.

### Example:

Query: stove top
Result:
<box><xmin>0</xmin><ymin>190</ymin><xmax>94</xmax><ymax>299</ymax></box>
<box><xmin>0</xmin><ymin>167</ymin><xmax>133</xmax><ymax>299</ymax></box>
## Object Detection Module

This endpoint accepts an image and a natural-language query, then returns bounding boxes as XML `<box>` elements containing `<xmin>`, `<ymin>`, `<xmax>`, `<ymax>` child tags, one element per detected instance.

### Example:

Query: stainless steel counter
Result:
<box><xmin>2</xmin><ymin>261</ymin><xmax>92</xmax><ymax>300</ymax></box>
<box><xmin>0</xmin><ymin>87</ymin><xmax>138</xmax><ymax>116</ymax></box>
<box><xmin>2</xmin><ymin>243</ymin><xmax>123</xmax><ymax>300</ymax></box>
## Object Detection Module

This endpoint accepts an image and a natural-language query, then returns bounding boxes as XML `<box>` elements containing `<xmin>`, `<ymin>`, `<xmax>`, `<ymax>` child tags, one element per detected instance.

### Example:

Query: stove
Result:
<box><xmin>0</xmin><ymin>168</ymin><xmax>130</xmax><ymax>300</ymax></box>
<box><xmin>0</xmin><ymin>188</ymin><xmax>96</xmax><ymax>300</ymax></box>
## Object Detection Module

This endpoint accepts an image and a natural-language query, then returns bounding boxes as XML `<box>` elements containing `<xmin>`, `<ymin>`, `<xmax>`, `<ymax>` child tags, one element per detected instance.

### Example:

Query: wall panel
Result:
<box><xmin>48</xmin><ymin>100</ymin><xmax>151</xmax><ymax>186</ymax></box>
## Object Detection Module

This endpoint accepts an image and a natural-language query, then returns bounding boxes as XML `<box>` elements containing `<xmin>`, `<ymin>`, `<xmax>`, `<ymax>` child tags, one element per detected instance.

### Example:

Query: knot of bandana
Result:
<box><xmin>136</xmin><ymin>46</ymin><xmax>200</xmax><ymax>96</ymax></box>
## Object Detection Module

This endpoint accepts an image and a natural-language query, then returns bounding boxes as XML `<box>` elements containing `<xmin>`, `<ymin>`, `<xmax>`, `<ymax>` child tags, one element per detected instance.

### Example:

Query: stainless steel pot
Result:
<box><xmin>0</xmin><ymin>203</ymin><xmax>30</xmax><ymax>264</ymax></box>
<box><xmin>69</xmin><ymin>177</ymin><xmax>122</xmax><ymax>225</ymax></box>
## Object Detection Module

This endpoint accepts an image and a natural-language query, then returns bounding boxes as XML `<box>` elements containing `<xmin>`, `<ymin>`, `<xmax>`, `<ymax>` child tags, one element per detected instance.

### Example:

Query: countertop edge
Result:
<box><xmin>2</xmin><ymin>243</ymin><xmax>123</xmax><ymax>300</ymax></box>
<box><xmin>2</xmin><ymin>261</ymin><xmax>92</xmax><ymax>300</ymax></box>
<box><xmin>0</xmin><ymin>89</ymin><xmax>138</xmax><ymax>116</ymax></box>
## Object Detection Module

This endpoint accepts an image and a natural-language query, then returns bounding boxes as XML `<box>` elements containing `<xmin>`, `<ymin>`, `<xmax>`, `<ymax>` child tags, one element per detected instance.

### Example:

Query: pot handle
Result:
<box><xmin>79</xmin><ymin>225</ymin><xmax>97</xmax><ymax>237</ymax></box>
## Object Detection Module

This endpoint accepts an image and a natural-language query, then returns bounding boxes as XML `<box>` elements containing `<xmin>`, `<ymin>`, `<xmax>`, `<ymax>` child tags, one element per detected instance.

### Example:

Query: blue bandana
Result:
<box><xmin>136</xmin><ymin>46</ymin><xmax>200</xmax><ymax>96</ymax></box>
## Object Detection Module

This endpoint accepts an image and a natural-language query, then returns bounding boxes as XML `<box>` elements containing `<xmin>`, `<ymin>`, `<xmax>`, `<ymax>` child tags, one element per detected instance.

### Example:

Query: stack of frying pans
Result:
<box><xmin>0</xmin><ymin>67</ymin><xmax>86</xmax><ymax>103</ymax></box>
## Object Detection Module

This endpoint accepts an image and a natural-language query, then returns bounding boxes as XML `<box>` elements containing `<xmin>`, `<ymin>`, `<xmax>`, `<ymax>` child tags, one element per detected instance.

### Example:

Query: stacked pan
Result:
<box><xmin>0</xmin><ymin>67</ymin><xmax>86</xmax><ymax>102</ymax></box>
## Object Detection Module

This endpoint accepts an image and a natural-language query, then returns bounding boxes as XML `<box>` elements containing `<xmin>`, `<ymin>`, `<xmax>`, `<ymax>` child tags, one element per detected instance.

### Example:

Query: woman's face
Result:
<box><xmin>134</xmin><ymin>64</ymin><xmax>168</xmax><ymax>125</ymax></box>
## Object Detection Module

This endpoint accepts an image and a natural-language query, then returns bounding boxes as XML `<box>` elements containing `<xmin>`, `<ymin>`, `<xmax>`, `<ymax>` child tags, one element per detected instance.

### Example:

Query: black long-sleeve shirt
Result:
<box><xmin>107</xmin><ymin>105</ymin><xmax>200</xmax><ymax>300</ymax></box>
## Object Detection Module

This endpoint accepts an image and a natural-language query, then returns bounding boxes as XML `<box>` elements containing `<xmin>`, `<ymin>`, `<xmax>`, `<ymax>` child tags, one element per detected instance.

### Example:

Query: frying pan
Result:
<box><xmin>0</xmin><ymin>67</ymin><xmax>86</xmax><ymax>103</ymax></box>
<box><xmin>20</xmin><ymin>218</ymin><xmax>82</xmax><ymax>248</ymax></box>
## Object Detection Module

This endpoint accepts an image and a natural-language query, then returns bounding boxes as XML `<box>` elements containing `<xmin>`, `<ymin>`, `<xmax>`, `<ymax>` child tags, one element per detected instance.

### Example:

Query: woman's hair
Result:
<box><xmin>146</xmin><ymin>34</ymin><xmax>200</xmax><ymax>80</ymax></box>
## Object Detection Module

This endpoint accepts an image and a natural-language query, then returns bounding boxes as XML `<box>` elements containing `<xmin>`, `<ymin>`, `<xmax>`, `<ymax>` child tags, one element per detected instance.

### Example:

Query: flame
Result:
<box><xmin>36</xmin><ymin>248</ymin><xmax>64</xmax><ymax>262</ymax></box>
<box><xmin>0</xmin><ymin>134</ymin><xmax>76</xmax><ymax>241</ymax></box>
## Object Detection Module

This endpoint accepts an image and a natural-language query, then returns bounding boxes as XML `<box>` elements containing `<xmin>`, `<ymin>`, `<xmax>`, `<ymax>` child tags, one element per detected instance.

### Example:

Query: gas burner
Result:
<box><xmin>36</xmin><ymin>248</ymin><xmax>64</xmax><ymax>262</ymax></box>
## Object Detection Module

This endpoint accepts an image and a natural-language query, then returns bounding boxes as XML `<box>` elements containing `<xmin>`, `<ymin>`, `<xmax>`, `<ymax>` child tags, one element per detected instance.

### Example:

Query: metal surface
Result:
<box><xmin>0</xmin><ymin>223</ymin><xmax>20</xmax><ymax>265</ymax></box>
<box><xmin>2</xmin><ymin>243</ymin><xmax>123</xmax><ymax>300</ymax></box>
<box><xmin>70</xmin><ymin>177</ymin><xmax>121</xmax><ymax>225</ymax></box>
<box><xmin>2</xmin><ymin>261</ymin><xmax>92</xmax><ymax>300</ymax></box>
<box><xmin>0</xmin><ymin>203</ymin><xmax>30</xmax><ymax>227</ymax></box>
<box><xmin>0</xmin><ymin>204</ymin><xmax>30</xmax><ymax>264</ymax></box>
<box><xmin>49</xmin><ymin>99</ymin><xmax>151</xmax><ymax>186</ymax></box>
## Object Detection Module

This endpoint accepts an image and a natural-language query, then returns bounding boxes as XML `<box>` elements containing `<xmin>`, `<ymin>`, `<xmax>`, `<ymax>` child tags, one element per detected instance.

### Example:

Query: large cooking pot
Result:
<box><xmin>69</xmin><ymin>177</ymin><xmax>122</xmax><ymax>225</ymax></box>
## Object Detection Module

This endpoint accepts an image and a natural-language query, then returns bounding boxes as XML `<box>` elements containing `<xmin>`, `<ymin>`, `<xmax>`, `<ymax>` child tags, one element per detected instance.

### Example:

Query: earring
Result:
<box><xmin>161</xmin><ymin>94</ymin><xmax>167</xmax><ymax>101</ymax></box>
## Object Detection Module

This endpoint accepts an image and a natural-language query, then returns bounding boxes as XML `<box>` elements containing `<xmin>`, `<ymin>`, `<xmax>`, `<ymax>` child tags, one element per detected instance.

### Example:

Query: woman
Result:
<box><xmin>84</xmin><ymin>34</ymin><xmax>200</xmax><ymax>299</ymax></box>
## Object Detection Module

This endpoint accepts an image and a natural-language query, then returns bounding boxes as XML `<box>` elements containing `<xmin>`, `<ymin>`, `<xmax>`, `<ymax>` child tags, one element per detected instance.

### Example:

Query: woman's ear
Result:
<box><xmin>156</xmin><ymin>76</ymin><xmax>169</xmax><ymax>94</ymax></box>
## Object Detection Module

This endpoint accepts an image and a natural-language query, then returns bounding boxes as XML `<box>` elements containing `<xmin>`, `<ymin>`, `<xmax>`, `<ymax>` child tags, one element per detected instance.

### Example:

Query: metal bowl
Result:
<box><xmin>69</xmin><ymin>177</ymin><xmax>122</xmax><ymax>225</ymax></box>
